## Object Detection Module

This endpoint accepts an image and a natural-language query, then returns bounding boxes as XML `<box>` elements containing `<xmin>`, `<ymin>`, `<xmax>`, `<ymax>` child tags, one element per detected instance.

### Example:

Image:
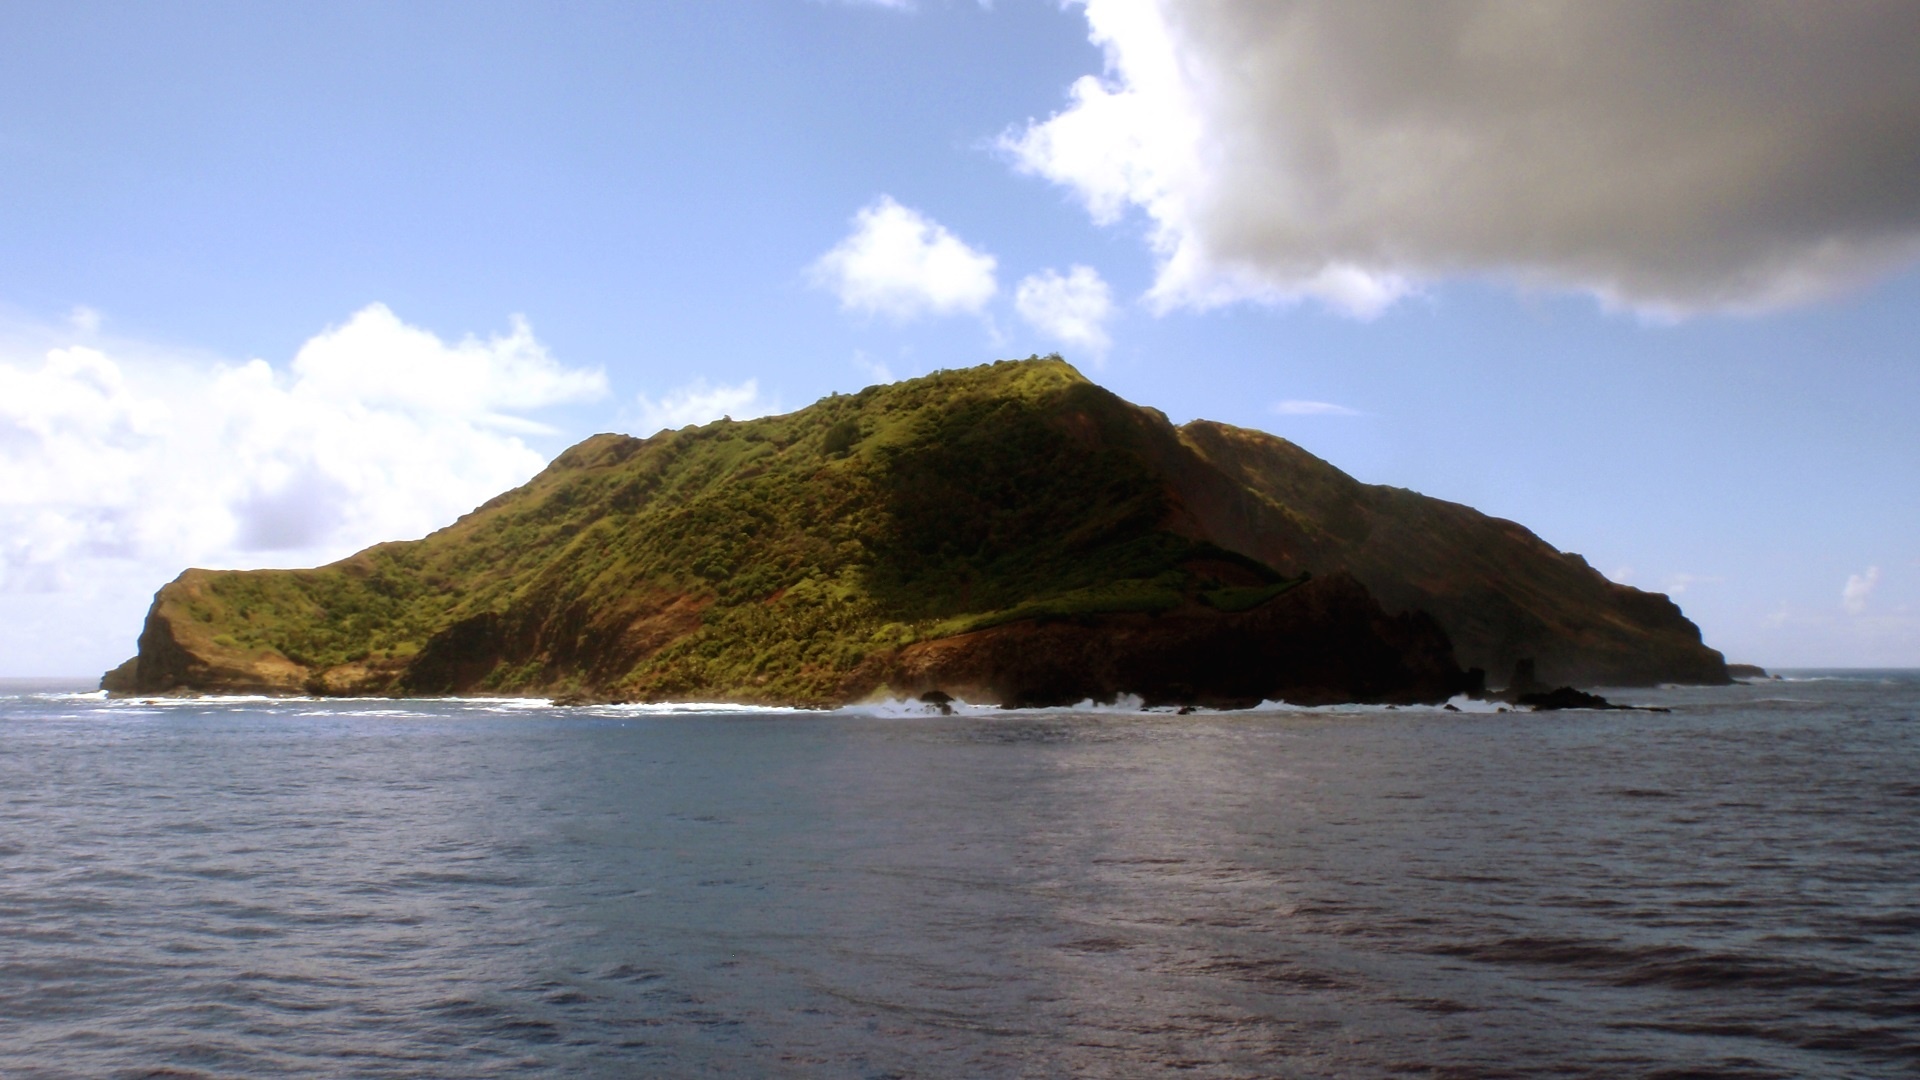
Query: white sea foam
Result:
<box><xmin>586</xmin><ymin>701</ymin><xmax>812</xmax><ymax>717</ymax></box>
<box><xmin>293</xmin><ymin>707</ymin><xmax>436</xmax><ymax>719</ymax></box>
<box><xmin>109</xmin><ymin>694</ymin><xmax>307</xmax><ymax>706</ymax></box>
<box><xmin>19</xmin><ymin>689</ymin><xmax>1524</xmax><ymax>717</ymax></box>
<box><xmin>841</xmin><ymin>692</ymin><xmax>1509</xmax><ymax>718</ymax></box>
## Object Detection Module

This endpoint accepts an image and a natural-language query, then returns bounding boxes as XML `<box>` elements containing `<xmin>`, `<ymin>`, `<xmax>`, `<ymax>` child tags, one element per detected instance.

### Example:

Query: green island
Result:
<box><xmin>105</xmin><ymin>358</ymin><xmax>1728</xmax><ymax>706</ymax></box>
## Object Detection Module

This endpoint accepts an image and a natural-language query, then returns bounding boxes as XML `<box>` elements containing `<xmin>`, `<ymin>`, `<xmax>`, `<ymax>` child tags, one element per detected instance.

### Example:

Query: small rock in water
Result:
<box><xmin>1511</xmin><ymin>686</ymin><xmax>1669</xmax><ymax>713</ymax></box>
<box><xmin>1515</xmin><ymin>686</ymin><xmax>1616</xmax><ymax>711</ymax></box>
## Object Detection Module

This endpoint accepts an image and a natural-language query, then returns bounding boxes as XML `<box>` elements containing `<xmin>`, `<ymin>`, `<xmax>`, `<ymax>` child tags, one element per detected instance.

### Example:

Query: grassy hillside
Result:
<box><xmin>130</xmin><ymin>358</ymin><xmax>1298</xmax><ymax>703</ymax></box>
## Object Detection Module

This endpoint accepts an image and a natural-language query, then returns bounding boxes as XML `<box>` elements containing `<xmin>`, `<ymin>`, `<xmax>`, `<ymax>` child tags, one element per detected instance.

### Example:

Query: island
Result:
<box><xmin>102</xmin><ymin>358</ymin><xmax>1728</xmax><ymax>706</ymax></box>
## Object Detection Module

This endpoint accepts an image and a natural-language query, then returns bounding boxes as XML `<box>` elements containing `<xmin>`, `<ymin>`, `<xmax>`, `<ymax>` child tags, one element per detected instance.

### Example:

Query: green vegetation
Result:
<box><xmin>930</xmin><ymin>574</ymin><xmax>1188</xmax><ymax>637</ymax></box>
<box><xmin>1201</xmin><ymin>579</ymin><xmax>1306</xmax><ymax>613</ymax></box>
<box><xmin>159</xmin><ymin>356</ymin><xmax>1306</xmax><ymax>704</ymax></box>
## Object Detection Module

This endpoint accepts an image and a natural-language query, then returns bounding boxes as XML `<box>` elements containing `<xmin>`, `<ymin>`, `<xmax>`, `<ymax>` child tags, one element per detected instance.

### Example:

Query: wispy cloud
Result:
<box><xmin>809</xmin><ymin>196</ymin><xmax>998</xmax><ymax>320</ymax></box>
<box><xmin>1663</xmin><ymin>573</ymin><xmax>1721</xmax><ymax>596</ymax></box>
<box><xmin>1015</xmin><ymin>265</ymin><xmax>1114</xmax><ymax>360</ymax></box>
<box><xmin>1844</xmin><ymin>566</ymin><xmax>1881</xmax><ymax>615</ymax></box>
<box><xmin>634</xmin><ymin>378</ymin><xmax>778</xmax><ymax>434</ymax></box>
<box><xmin>1272</xmin><ymin>399</ymin><xmax>1361</xmax><ymax>416</ymax></box>
<box><xmin>851</xmin><ymin>350</ymin><xmax>895</xmax><ymax>386</ymax></box>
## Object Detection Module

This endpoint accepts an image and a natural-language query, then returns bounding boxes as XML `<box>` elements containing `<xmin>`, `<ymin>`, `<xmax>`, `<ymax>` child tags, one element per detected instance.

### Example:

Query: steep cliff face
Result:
<box><xmin>1170</xmin><ymin>422</ymin><xmax>1726</xmax><ymax>686</ymax></box>
<box><xmin>855</xmin><ymin>571</ymin><xmax>1469</xmax><ymax>708</ymax></box>
<box><xmin>100</xmin><ymin>570</ymin><xmax>311</xmax><ymax>695</ymax></box>
<box><xmin>102</xmin><ymin>357</ymin><xmax>1722</xmax><ymax>703</ymax></box>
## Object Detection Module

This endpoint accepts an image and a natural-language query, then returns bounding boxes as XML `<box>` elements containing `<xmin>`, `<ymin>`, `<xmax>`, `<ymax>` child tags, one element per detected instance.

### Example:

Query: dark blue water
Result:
<box><xmin>2</xmin><ymin>674</ymin><xmax>1916</xmax><ymax>1078</ymax></box>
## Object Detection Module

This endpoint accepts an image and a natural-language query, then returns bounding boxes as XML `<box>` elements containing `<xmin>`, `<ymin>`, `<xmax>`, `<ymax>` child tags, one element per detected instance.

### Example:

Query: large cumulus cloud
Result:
<box><xmin>1005</xmin><ymin>0</ymin><xmax>1920</xmax><ymax>315</ymax></box>
<box><xmin>810</xmin><ymin>196</ymin><xmax>1000</xmax><ymax>320</ymax></box>
<box><xmin>0</xmin><ymin>305</ymin><xmax>606</xmax><ymax>673</ymax></box>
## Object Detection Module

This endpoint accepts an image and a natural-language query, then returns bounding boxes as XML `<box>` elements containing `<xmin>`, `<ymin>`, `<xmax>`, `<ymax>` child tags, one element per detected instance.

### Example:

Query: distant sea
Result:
<box><xmin>2</xmin><ymin>673</ymin><xmax>1916</xmax><ymax>1078</ymax></box>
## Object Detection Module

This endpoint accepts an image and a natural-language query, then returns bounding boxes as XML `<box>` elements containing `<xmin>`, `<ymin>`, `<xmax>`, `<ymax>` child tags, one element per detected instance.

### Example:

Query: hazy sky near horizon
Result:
<box><xmin>2</xmin><ymin>0</ymin><xmax>1917</xmax><ymax>675</ymax></box>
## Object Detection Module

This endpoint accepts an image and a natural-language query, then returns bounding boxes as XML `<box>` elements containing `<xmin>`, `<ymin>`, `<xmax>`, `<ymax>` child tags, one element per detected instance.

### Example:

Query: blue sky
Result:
<box><xmin>2</xmin><ymin>0</ymin><xmax>1916</xmax><ymax>674</ymax></box>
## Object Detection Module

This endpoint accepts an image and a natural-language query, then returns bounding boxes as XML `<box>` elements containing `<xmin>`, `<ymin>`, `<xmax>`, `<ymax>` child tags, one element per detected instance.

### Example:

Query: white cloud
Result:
<box><xmin>633</xmin><ymin>378</ymin><xmax>778</xmax><ymax>433</ymax></box>
<box><xmin>289</xmin><ymin>303</ymin><xmax>604</xmax><ymax>428</ymax></box>
<box><xmin>1014</xmin><ymin>265</ymin><xmax>1114</xmax><ymax>358</ymax></box>
<box><xmin>0</xmin><ymin>304</ymin><xmax>607</xmax><ymax>675</ymax></box>
<box><xmin>810</xmin><ymin>196</ymin><xmax>999</xmax><ymax>320</ymax></box>
<box><xmin>1004</xmin><ymin>1</ymin><xmax>1920</xmax><ymax>317</ymax></box>
<box><xmin>1743</xmin><ymin>597</ymin><xmax>1919</xmax><ymax>667</ymax></box>
<box><xmin>852</xmin><ymin>351</ymin><xmax>896</xmax><ymax>386</ymax></box>
<box><xmin>1272</xmin><ymin>399</ymin><xmax>1360</xmax><ymax>416</ymax></box>
<box><xmin>1844</xmin><ymin>566</ymin><xmax>1882</xmax><ymax>615</ymax></box>
<box><xmin>1664</xmin><ymin>573</ymin><xmax>1720</xmax><ymax>596</ymax></box>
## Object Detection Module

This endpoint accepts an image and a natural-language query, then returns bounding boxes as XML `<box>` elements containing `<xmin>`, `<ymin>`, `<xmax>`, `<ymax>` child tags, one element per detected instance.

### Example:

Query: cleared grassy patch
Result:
<box><xmin>1200</xmin><ymin>578</ymin><xmax>1308</xmax><ymax>613</ymax></box>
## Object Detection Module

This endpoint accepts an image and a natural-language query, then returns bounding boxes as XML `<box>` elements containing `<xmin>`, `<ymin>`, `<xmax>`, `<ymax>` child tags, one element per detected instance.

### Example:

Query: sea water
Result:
<box><xmin>1</xmin><ymin>674</ymin><xmax>1915</xmax><ymax>1078</ymax></box>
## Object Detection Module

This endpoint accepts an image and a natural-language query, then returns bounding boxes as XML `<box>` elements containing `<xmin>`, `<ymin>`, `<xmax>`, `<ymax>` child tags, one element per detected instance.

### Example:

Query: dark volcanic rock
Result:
<box><xmin>1505</xmin><ymin>658</ymin><xmax>1546</xmax><ymax>696</ymax></box>
<box><xmin>1513</xmin><ymin>686</ymin><xmax>1617</xmax><ymax>711</ymax></box>
<box><xmin>1510</xmin><ymin>685</ymin><xmax>1670</xmax><ymax>713</ymax></box>
<box><xmin>1497</xmin><ymin>657</ymin><xmax>1664</xmax><ymax>711</ymax></box>
<box><xmin>857</xmin><ymin>572</ymin><xmax>1476</xmax><ymax>708</ymax></box>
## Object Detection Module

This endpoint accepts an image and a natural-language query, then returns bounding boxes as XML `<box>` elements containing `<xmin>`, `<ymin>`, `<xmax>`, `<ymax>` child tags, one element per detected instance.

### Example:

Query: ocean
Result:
<box><xmin>1</xmin><ymin>673</ymin><xmax>1915</xmax><ymax>1078</ymax></box>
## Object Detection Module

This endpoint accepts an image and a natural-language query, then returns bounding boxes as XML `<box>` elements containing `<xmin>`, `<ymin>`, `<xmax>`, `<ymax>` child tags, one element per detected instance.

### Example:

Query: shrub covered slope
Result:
<box><xmin>104</xmin><ymin>357</ymin><xmax>1723</xmax><ymax>703</ymax></box>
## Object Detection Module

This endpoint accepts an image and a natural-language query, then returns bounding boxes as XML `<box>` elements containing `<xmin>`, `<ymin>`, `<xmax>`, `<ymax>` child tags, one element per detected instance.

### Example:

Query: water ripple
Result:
<box><xmin>0</xmin><ymin>672</ymin><xmax>1915</xmax><ymax>1076</ymax></box>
